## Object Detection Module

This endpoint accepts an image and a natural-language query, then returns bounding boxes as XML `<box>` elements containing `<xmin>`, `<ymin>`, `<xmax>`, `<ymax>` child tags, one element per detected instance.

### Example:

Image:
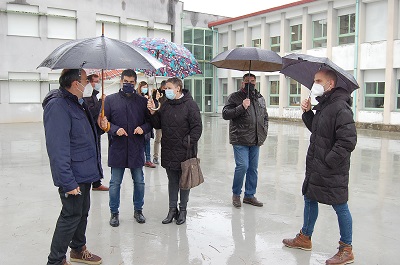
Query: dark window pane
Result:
<box><xmin>205</xmin><ymin>46</ymin><xmax>213</xmax><ymax>61</ymax></box>
<box><xmin>184</xmin><ymin>44</ymin><xmax>193</xmax><ymax>53</ymax></box>
<box><xmin>270</xmin><ymin>81</ymin><xmax>279</xmax><ymax>94</ymax></box>
<box><xmin>339</xmin><ymin>15</ymin><xmax>349</xmax><ymax>35</ymax></box>
<box><xmin>184</xmin><ymin>79</ymin><xmax>192</xmax><ymax>94</ymax></box>
<box><xmin>270</xmin><ymin>96</ymin><xmax>279</xmax><ymax>105</ymax></box>
<box><xmin>271</xmin><ymin>45</ymin><xmax>280</xmax><ymax>53</ymax></box>
<box><xmin>377</xmin><ymin>82</ymin><xmax>385</xmax><ymax>94</ymax></box>
<box><xmin>291</xmin><ymin>25</ymin><xmax>300</xmax><ymax>41</ymax></box>
<box><xmin>184</xmin><ymin>29</ymin><xmax>192</xmax><ymax>43</ymax></box>
<box><xmin>313</xmin><ymin>39</ymin><xmax>327</xmax><ymax>48</ymax></box>
<box><xmin>205</xmin><ymin>95</ymin><xmax>212</xmax><ymax>112</ymax></box>
<box><xmin>339</xmin><ymin>35</ymin><xmax>355</xmax><ymax>45</ymax></box>
<box><xmin>291</xmin><ymin>42</ymin><xmax>302</xmax><ymax>51</ymax></box>
<box><xmin>397</xmin><ymin>97</ymin><xmax>400</xmax><ymax>109</ymax></box>
<box><xmin>271</xmin><ymin>36</ymin><xmax>280</xmax><ymax>45</ymax></box>
<box><xmin>193</xmin><ymin>45</ymin><xmax>204</xmax><ymax>60</ymax></box>
<box><xmin>289</xmin><ymin>96</ymin><xmax>300</xmax><ymax>106</ymax></box>
<box><xmin>205</xmin><ymin>30</ymin><xmax>213</xmax><ymax>45</ymax></box>
<box><xmin>365</xmin><ymin>97</ymin><xmax>384</xmax><ymax>108</ymax></box>
<box><xmin>366</xmin><ymin>83</ymin><xmax>376</xmax><ymax>94</ymax></box>
<box><xmin>204</xmin><ymin>63</ymin><xmax>213</xmax><ymax>77</ymax></box>
<box><xmin>193</xmin><ymin>29</ymin><xmax>204</xmax><ymax>45</ymax></box>
<box><xmin>350</xmin><ymin>13</ymin><xmax>356</xmax><ymax>33</ymax></box>
<box><xmin>205</xmin><ymin>78</ymin><xmax>212</xmax><ymax>94</ymax></box>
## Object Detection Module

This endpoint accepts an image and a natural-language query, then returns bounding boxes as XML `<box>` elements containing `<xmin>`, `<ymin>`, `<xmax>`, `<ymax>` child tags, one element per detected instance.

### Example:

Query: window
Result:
<box><xmin>7</xmin><ymin>4</ymin><xmax>39</xmax><ymax>37</ymax></box>
<box><xmin>96</xmin><ymin>14</ymin><xmax>120</xmax><ymax>39</ymax></box>
<box><xmin>338</xmin><ymin>13</ymin><xmax>356</xmax><ymax>45</ymax></box>
<box><xmin>289</xmin><ymin>79</ymin><xmax>301</xmax><ymax>106</ymax></box>
<box><xmin>222</xmin><ymin>46</ymin><xmax>228</xmax><ymax>52</ymax></box>
<box><xmin>236</xmin><ymin>44</ymin><xmax>244</xmax><ymax>48</ymax></box>
<box><xmin>290</xmin><ymin>24</ymin><xmax>302</xmax><ymax>51</ymax></box>
<box><xmin>365</xmin><ymin>82</ymin><xmax>385</xmax><ymax>109</ymax></box>
<box><xmin>271</xmin><ymin>36</ymin><xmax>280</xmax><ymax>53</ymax></box>
<box><xmin>269</xmin><ymin>81</ymin><xmax>279</xmax><ymax>106</ymax></box>
<box><xmin>397</xmin><ymin>80</ymin><xmax>400</xmax><ymax>109</ymax></box>
<box><xmin>252</xmin><ymin>39</ymin><xmax>261</xmax><ymax>48</ymax></box>
<box><xmin>9</xmin><ymin>72</ymin><xmax>41</xmax><ymax>103</ymax></box>
<box><xmin>313</xmin><ymin>19</ymin><xmax>327</xmax><ymax>48</ymax></box>
<box><xmin>221</xmin><ymin>80</ymin><xmax>228</xmax><ymax>105</ymax></box>
<box><xmin>47</xmin><ymin>8</ymin><xmax>76</xmax><ymax>39</ymax></box>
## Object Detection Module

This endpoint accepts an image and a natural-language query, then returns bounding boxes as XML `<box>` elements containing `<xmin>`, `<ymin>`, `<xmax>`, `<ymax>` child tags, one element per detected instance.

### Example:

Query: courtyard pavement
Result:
<box><xmin>0</xmin><ymin>115</ymin><xmax>399</xmax><ymax>264</ymax></box>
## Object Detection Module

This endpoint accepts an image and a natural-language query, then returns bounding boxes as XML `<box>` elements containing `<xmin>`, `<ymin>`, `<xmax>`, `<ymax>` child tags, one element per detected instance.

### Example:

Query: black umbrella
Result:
<box><xmin>38</xmin><ymin>24</ymin><xmax>164</xmax><ymax>120</ymax></box>
<box><xmin>210</xmin><ymin>47</ymin><xmax>282</xmax><ymax>97</ymax></box>
<box><xmin>280</xmin><ymin>53</ymin><xmax>359</xmax><ymax>93</ymax></box>
<box><xmin>210</xmin><ymin>47</ymin><xmax>282</xmax><ymax>72</ymax></box>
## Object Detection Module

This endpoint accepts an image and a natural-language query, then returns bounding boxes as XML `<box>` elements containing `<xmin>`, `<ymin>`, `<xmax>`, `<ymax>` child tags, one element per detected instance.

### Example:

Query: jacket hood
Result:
<box><xmin>314</xmin><ymin>87</ymin><xmax>352</xmax><ymax>110</ymax></box>
<box><xmin>42</xmin><ymin>87</ymin><xmax>80</xmax><ymax>109</ymax></box>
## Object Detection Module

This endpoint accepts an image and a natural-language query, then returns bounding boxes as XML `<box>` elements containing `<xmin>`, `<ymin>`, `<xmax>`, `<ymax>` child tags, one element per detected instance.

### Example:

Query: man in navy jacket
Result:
<box><xmin>43</xmin><ymin>69</ymin><xmax>104</xmax><ymax>265</ymax></box>
<box><xmin>103</xmin><ymin>69</ymin><xmax>152</xmax><ymax>227</ymax></box>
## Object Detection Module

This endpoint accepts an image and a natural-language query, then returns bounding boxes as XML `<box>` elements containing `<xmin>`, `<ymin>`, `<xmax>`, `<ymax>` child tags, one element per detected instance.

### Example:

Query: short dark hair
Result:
<box><xmin>59</xmin><ymin>69</ymin><xmax>80</xmax><ymax>89</ymax></box>
<box><xmin>160</xmin><ymin>80</ymin><xmax>166</xmax><ymax>88</ymax></box>
<box><xmin>320</xmin><ymin>69</ymin><xmax>338</xmax><ymax>87</ymax></box>
<box><xmin>243</xmin><ymin>73</ymin><xmax>256</xmax><ymax>80</ymax></box>
<box><xmin>121</xmin><ymin>69</ymin><xmax>137</xmax><ymax>82</ymax></box>
<box><xmin>87</xmin><ymin>74</ymin><xmax>99</xmax><ymax>82</ymax></box>
<box><xmin>166</xmin><ymin>77</ymin><xmax>183</xmax><ymax>92</ymax></box>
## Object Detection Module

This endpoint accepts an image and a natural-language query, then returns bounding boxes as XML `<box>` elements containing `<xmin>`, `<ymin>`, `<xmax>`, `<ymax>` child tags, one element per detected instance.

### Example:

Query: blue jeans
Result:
<box><xmin>109</xmin><ymin>167</ymin><xmax>145</xmax><ymax>213</ymax></box>
<box><xmin>232</xmin><ymin>145</ymin><xmax>260</xmax><ymax>198</ymax></box>
<box><xmin>145</xmin><ymin>139</ymin><xmax>151</xmax><ymax>162</ymax></box>
<box><xmin>302</xmin><ymin>196</ymin><xmax>353</xmax><ymax>245</ymax></box>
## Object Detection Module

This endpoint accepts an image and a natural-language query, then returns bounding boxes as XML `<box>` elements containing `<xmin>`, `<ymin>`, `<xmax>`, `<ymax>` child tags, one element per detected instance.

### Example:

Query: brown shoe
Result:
<box><xmin>62</xmin><ymin>259</ymin><xmax>72</xmax><ymax>265</ymax></box>
<box><xmin>243</xmin><ymin>197</ymin><xmax>263</xmax><ymax>207</ymax></box>
<box><xmin>232</xmin><ymin>195</ymin><xmax>241</xmax><ymax>208</ymax></box>
<box><xmin>70</xmin><ymin>245</ymin><xmax>102</xmax><ymax>265</ymax></box>
<box><xmin>282</xmin><ymin>230</ymin><xmax>312</xmax><ymax>251</ymax></box>
<box><xmin>325</xmin><ymin>241</ymin><xmax>354</xmax><ymax>265</ymax></box>
<box><xmin>92</xmin><ymin>185</ymin><xmax>109</xmax><ymax>191</ymax></box>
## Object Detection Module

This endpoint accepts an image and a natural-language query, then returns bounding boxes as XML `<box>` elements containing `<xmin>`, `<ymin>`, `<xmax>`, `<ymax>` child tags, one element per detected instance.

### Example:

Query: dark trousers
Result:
<box><xmin>166</xmin><ymin>169</ymin><xmax>190</xmax><ymax>209</ymax></box>
<box><xmin>47</xmin><ymin>183</ymin><xmax>91</xmax><ymax>265</ymax></box>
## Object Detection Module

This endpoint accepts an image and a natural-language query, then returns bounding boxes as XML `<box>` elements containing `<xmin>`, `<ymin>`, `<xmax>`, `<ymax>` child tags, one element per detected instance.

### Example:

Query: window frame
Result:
<box><xmin>270</xmin><ymin>36</ymin><xmax>280</xmax><ymax>53</ymax></box>
<box><xmin>364</xmin><ymin>81</ymin><xmax>385</xmax><ymax>110</ymax></box>
<box><xmin>312</xmin><ymin>19</ymin><xmax>327</xmax><ymax>48</ymax></box>
<box><xmin>269</xmin><ymin>80</ymin><xmax>280</xmax><ymax>106</ymax></box>
<box><xmin>290</xmin><ymin>24</ymin><xmax>302</xmax><ymax>51</ymax></box>
<box><xmin>252</xmin><ymin>38</ymin><xmax>261</xmax><ymax>48</ymax></box>
<box><xmin>338</xmin><ymin>13</ymin><xmax>356</xmax><ymax>45</ymax></box>
<box><xmin>289</xmin><ymin>79</ymin><xmax>301</xmax><ymax>107</ymax></box>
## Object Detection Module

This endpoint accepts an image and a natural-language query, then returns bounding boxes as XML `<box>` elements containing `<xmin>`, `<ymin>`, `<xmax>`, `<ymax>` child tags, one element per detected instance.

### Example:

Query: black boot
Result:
<box><xmin>162</xmin><ymin>208</ymin><xmax>179</xmax><ymax>224</ymax></box>
<box><xmin>176</xmin><ymin>208</ymin><xmax>187</xmax><ymax>225</ymax></box>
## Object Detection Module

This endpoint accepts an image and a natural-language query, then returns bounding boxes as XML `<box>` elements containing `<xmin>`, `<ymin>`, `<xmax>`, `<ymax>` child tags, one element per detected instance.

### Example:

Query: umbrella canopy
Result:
<box><xmin>37</xmin><ymin>36</ymin><xmax>164</xmax><ymax>71</ymax></box>
<box><xmin>210</xmin><ymin>47</ymin><xmax>282</xmax><ymax>72</ymax></box>
<box><xmin>281</xmin><ymin>53</ymin><xmax>359</xmax><ymax>92</ymax></box>
<box><xmin>131</xmin><ymin>37</ymin><xmax>202</xmax><ymax>78</ymax></box>
<box><xmin>85</xmin><ymin>69</ymin><xmax>124</xmax><ymax>80</ymax></box>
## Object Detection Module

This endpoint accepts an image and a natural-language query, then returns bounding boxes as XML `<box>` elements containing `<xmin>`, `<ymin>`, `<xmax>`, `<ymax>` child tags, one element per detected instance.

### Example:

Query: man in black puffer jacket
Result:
<box><xmin>222</xmin><ymin>73</ymin><xmax>268</xmax><ymax>209</ymax></box>
<box><xmin>283</xmin><ymin>69</ymin><xmax>357</xmax><ymax>265</ymax></box>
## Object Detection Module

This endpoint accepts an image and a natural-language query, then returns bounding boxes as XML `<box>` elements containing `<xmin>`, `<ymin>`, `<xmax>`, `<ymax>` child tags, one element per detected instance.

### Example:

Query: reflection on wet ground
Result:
<box><xmin>0</xmin><ymin>115</ymin><xmax>399</xmax><ymax>264</ymax></box>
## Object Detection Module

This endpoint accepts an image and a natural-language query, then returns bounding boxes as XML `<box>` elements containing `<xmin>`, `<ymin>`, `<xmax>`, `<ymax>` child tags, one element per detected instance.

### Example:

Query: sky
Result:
<box><xmin>181</xmin><ymin>0</ymin><xmax>298</xmax><ymax>17</ymax></box>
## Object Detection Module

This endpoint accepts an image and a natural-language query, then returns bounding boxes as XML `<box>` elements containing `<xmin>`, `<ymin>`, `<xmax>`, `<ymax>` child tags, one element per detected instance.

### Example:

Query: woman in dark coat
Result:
<box><xmin>148</xmin><ymin>77</ymin><xmax>202</xmax><ymax>225</ymax></box>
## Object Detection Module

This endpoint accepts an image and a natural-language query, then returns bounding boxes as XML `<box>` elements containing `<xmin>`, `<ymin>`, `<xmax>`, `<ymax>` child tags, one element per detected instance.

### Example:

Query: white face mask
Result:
<box><xmin>310</xmin><ymin>83</ymin><xmax>325</xmax><ymax>105</ymax></box>
<box><xmin>94</xmin><ymin>83</ymin><xmax>101</xmax><ymax>91</ymax></box>
<box><xmin>83</xmin><ymin>83</ymin><xmax>94</xmax><ymax>97</ymax></box>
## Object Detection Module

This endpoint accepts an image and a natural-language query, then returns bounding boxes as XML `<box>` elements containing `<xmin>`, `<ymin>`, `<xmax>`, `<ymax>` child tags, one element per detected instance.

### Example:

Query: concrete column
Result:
<box><xmin>383</xmin><ymin>0</ymin><xmax>399</xmax><ymax>124</ymax></box>
<box><xmin>279</xmin><ymin>13</ymin><xmax>289</xmax><ymax>116</ymax></box>
<box><xmin>227</xmin><ymin>25</ymin><xmax>235</xmax><ymax>94</ymax></box>
<box><xmin>301</xmin><ymin>7</ymin><xmax>312</xmax><ymax>101</ymax></box>
<box><xmin>261</xmin><ymin>17</ymin><xmax>270</xmax><ymax>50</ymax></box>
<box><xmin>243</xmin><ymin>21</ymin><xmax>251</xmax><ymax>47</ymax></box>
<box><xmin>326</xmin><ymin>1</ymin><xmax>336</xmax><ymax>58</ymax></box>
<box><xmin>354</xmin><ymin>2</ymin><xmax>366</xmax><ymax>120</ymax></box>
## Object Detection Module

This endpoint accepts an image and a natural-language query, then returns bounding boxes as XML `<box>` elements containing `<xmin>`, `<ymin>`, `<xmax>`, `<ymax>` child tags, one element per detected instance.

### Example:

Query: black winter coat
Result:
<box><xmin>302</xmin><ymin>87</ymin><xmax>357</xmax><ymax>205</ymax></box>
<box><xmin>222</xmin><ymin>88</ymin><xmax>268</xmax><ymax>146</ymax></box>
<box><xmin>150</xmin><ymin>89</ymin><xmax>202</xmax><ymax>170</ymax></box>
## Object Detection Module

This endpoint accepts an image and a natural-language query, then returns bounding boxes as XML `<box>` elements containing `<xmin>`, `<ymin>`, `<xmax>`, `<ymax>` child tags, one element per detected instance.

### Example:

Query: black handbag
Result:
<box><xmin>179</xmin><ymin>135</ymin><xmax>204</xmax><ymax>190</ymax></box>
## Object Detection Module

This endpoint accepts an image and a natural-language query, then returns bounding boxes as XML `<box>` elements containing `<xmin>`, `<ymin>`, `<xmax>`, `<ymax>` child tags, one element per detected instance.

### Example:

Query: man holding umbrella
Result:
<box><xmin>222</xmin><ymin>73</ymin><xmax>268</xmax><ymax>208</ymax></box>
<box><xmin>282</xmin><ymin>69</ymin><xmax>357</xmax><ymax>265</ymax></box>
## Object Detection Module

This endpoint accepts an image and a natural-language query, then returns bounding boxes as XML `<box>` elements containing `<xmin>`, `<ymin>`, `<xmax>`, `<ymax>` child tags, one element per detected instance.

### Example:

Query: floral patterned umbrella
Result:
<box><xmin>131</xmin><ymin>37</ymin><xmax>202</xmax><ymax>79</ymax></box>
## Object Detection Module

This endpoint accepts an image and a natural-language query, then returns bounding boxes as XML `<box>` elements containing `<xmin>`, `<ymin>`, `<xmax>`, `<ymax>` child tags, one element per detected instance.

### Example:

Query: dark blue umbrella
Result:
<box><xmin>281</xmin><ymin>53</ymin><xmax>359</xmax><ymax>92</ymax></box>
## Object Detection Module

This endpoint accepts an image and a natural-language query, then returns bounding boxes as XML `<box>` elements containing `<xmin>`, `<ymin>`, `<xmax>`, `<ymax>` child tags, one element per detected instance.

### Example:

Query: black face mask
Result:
<box><xmin>122</xmin><ymin>83</ymin><xmax>135</xmax><ymax>94</ymax></box>
<box><xmin>244</xmin><ymin>82</ymin><xmax>255</xmax><ymax>91</ymax></box>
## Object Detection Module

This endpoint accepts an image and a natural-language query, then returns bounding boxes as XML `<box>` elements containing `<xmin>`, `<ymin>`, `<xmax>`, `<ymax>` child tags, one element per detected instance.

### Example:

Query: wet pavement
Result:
<box><xmin>0</xmin><ymin>115</ymin><xmax>399</xmax><ymax>265</ymax></box>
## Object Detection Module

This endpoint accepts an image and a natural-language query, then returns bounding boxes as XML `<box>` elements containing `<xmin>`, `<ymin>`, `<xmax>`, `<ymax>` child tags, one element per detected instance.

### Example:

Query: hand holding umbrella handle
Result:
<box><xmin>301</xmin><ymin>98</ymin><xmax>311</xmax><ymax>113</ymax></box>
<box><xmin>148</xmin><ymin>88</ymin><xmax>160</xmax><ymax>111</ymax></box>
